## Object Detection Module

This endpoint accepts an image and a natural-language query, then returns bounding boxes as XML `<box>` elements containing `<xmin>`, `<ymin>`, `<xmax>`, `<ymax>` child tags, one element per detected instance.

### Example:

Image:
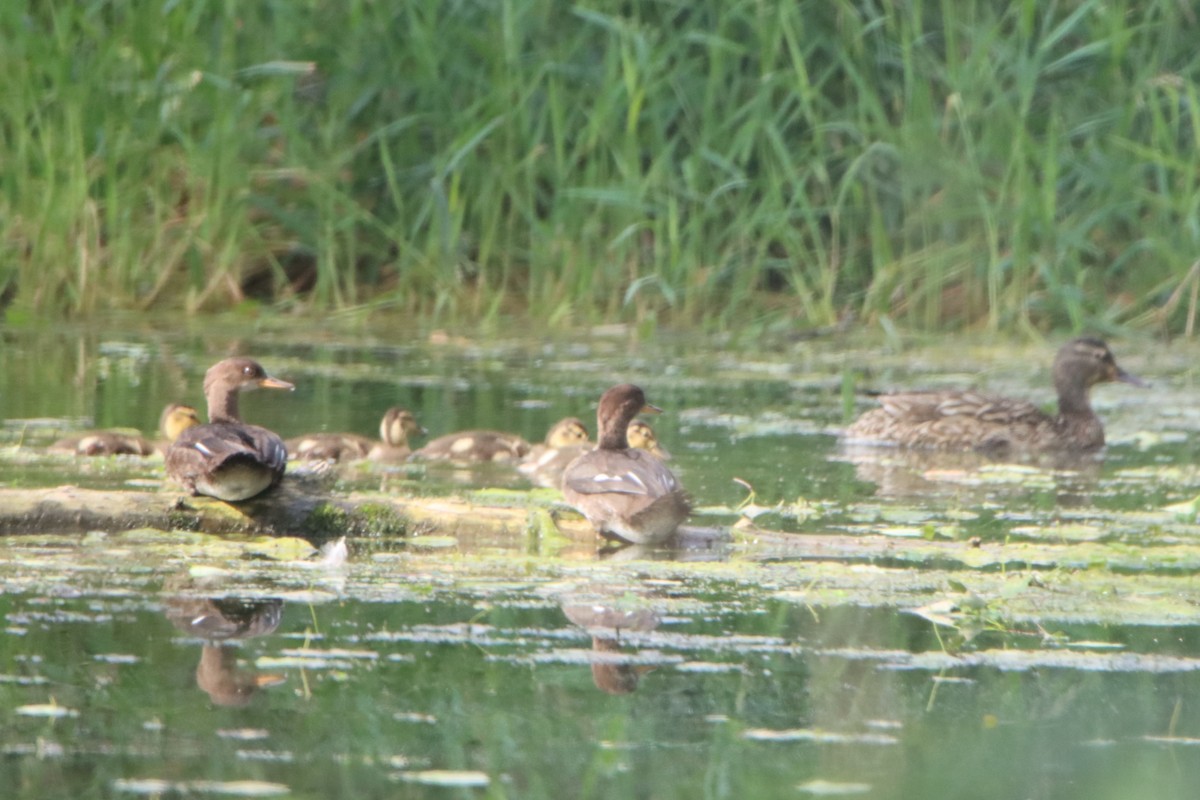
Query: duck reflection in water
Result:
<box><xmin>561</xmin><ymin>602</ymin><xmax>662</xmax><ymax>695</ymax></box>
<box><xmin>164</xmin><ymin>589</ymin><xmax>286</xmax><ymax>708</ymax></box>
<box><xmin>836</xmin><ymin>444</ymin><xmax>1103</xmax><ymax>503</ymax></box>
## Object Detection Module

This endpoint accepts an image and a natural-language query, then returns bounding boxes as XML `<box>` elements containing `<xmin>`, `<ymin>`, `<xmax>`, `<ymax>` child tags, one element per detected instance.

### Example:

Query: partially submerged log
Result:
<box><xmin>0</xmin><ymin>483</ymin><xmax>563</xmax><ymax>538</ymax></box>
<box><xmin>6</xmin><ymin>483</ymin><xmax>1195</xmax><ymax>575</ymax></box>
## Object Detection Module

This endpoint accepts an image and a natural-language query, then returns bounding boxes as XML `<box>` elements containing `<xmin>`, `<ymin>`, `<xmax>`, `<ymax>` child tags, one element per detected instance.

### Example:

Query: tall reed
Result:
<box><xmin>1</xmin><ymin>0</ymin><xmax>1197</xmax><ymax>333</ymax></box>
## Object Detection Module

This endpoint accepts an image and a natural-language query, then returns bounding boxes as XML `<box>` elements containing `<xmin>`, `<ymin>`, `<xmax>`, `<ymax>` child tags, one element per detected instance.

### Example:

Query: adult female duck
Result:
<box><xmin>844</xmin><ymin>338</ymin><xmax>1144</xmax><ymax>452</ymax></box>
<box><xmin>166</xmin><ymin>358</ymin><xmax>294</xmax><ymax>501</ymax></box>
<box><xmin>562</xmin><ymin>384</ymin><xmax>689</xmax><ymax>545</ymax></box>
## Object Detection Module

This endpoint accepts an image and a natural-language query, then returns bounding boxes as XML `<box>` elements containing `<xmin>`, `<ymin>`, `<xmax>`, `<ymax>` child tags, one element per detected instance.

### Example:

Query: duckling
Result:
<box><xmin>368</xmin><ymin>407</ymin><xmax>426</xmax><ymax>462</ymax></box>
<box><xmin>410</xmin><ymin>423</ymin><xmax>531</xmax><ymax>463</ymax></box>
<box><xmin>843</xmin><ymin>337</ymin><xmax>1144</xmax><ymax>452</ymax></box>
<box><xmin>626</xmin><ymin>418</ymin><xmax>671</xmax><ymax>460</ymax></box>
<box><xmin>562</xmin><ymin>384</ymin><xmax>690</xmax><ymax>545</ymax></box>
<box><xmin>517</xmin><ymin>417</ymin><xmax>591</xmax><ymax>486</ymax></box>
<box><xmin>165</xmin><ymin>358</ymin><xmax>294</xmax><ymax>501</ymax></box>
<box><xmin>155</xmin><ymin>404</ymin><xmax>202</xmax><ymax>455</ymax></box>
<box><xmin>50</xmin><ymin>403</ymin><xmax>200</xmax><ymax>457</ymax></box>
<box><xmin>287</xmin><ymin>407</ymin><xmax>425</xmax><ymax>463</ymax></box>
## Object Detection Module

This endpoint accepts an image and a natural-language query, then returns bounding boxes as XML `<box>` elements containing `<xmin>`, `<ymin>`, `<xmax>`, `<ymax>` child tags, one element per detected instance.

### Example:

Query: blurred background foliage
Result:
<box><xmin>1</xmin><ymin>0</ymin><xmax>1197</xmax><ymax>334</ymax></box>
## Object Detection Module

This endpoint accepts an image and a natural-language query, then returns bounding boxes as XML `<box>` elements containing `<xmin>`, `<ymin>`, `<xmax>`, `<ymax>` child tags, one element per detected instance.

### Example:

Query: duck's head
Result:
<box><xmin>204</xmin><ymin>358</ymin><xmax>295</xmax><ymax>396</ymax></box>
<box><xmin>545</xmin><ymin>417</ymin><xmax>590</xmax><ymax>448</ymax></box>
<box><xmin>1054</xmin><ymin>338</ymin><xmax>1145</xmax><ymax>393</ymax></box>
<box><xmin>380</xmin><ymin>407</ymin><xmax>425</xmax><ymax>447</ymax></box>
<box><xmin>596</xmin><ymin>384</ymin><xmax>661</xmax><ymax>448</ymax></box>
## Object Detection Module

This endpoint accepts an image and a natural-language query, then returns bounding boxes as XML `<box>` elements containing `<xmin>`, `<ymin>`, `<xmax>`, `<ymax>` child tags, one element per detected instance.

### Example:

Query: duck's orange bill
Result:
<box><xmin>641</xmin><ymin>403</ymin><xmax>663</xmax><ymax>414</ymax></box>
<box><xmin>259</xmin><ymin>377</ymin><xmax>295</xmax><ymax>391</ymax></box>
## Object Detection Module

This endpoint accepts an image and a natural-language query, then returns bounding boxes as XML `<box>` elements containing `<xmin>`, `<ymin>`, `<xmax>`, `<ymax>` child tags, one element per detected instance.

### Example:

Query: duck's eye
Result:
<box><xmin>243</xmin><ymin>366</ymin><xmax>256</xmax><ymax>376</ymax></box>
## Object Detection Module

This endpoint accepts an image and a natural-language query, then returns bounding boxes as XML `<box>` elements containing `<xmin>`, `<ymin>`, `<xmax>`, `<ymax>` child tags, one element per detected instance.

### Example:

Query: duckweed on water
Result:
<box><xmin>4</xmin><ymin>331</ymin><xmax>1200</xmax><ymax>798</ymax></box>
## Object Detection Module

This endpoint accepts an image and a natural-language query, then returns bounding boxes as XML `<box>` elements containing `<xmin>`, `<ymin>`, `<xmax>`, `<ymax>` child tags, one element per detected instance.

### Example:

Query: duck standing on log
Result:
<box><xmin>562</xmin><ymin>384</ymin><xmax>690</xmax><ymax>545</ymax></box>
<box><xmin>166</xmin><ymin>358</ymin><xmax>294</xmax><ymax>501</ymax></box>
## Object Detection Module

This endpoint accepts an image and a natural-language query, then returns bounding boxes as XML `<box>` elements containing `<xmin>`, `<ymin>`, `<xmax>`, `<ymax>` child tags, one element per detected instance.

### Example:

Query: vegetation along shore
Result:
<box><xmin>3</xmin><ymin>1</ymin><xmax>1198</xmax><ymax>333</ymax></box>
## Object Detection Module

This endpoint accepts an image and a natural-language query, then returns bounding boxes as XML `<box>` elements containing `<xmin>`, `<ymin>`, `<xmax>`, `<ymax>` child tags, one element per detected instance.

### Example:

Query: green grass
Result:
<box><xmin>2</xmin><ymin>0</ymin><xmax>1198</xmax><ymax>333</ymax></box>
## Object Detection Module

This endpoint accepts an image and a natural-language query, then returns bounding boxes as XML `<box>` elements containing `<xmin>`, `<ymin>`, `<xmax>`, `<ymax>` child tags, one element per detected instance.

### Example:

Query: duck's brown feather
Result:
<box><xmin>167</xmin><ymin>422</ymin><xmax>288</xmax><ymax>501</ymax></box>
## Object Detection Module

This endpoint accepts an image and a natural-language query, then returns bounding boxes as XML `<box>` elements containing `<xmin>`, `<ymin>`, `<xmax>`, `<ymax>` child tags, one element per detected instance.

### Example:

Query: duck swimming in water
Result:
<box><xmin>843</xmin><ymin>337</ymin><xmax>1144</xmax><ymax>453</ymax></box>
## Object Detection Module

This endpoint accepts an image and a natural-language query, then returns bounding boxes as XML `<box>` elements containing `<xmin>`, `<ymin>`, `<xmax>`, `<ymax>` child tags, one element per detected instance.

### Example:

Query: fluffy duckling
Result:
<box><xmin>562</xmin><ymin>384</ymin><xmax>690</xmax><ymax>545</ymax></box>
<box><xmin>287</xmin><ymin>407</ymin><xmax>424</xmax><ymax>463</ymax></box>
<box><xmin>517</xmin><ymin>417</ymin><xmax>591</xmax><ymax>486</ymax></box>
<box><xmin>843</xmin><ymin>337</ymin><xmax>1144</xmax><ymax>452</ymax></box>
<box><xmin>368</xmin><ymin>407</ymin><xmax>426</xmax><ymax>462</ymax></box>
<box><xmin>410</xmin><ymin>424</ymin><xmax>531</xmax><ymax>463</ymax></box>
<box><xmin>155</xmin><ymin>404</ymin><xmax>202</xmax><ymax>455</ymax></box>
<box><xmin>165</xmin><ymin>358</ymin><xmax>294</xmax><ymax>501</ymax></box>
<box><xmin>51</xmin><ymin>403</ymin><xmax>200</xmax><ymax>457</ymax></box>
<box><xmin>626</xmin><ymin>419</ymin><xmax>671</xmax><ymax>460</ymax></box>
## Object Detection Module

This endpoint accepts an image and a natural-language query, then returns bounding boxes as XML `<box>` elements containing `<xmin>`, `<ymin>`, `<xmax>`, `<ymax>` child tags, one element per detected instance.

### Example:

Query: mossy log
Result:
<box><xmin>0</xmin><ymin>482</ymin><xmax>886</xmax><ymax>560</ymax></box>
<box><xmin>0</xmin><ymin>483</ymin><xmax>576</xmax><ymax>538</ymax></box>
<box><xmin>5</xmin><ymin>484</ymin><xmax>1192</xmax><ymax>575</ymax></box>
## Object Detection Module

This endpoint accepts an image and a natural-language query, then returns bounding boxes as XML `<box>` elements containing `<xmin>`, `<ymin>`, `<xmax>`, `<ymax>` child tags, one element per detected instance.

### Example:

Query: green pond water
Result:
<box><xmin>2</xmin><ymin>321</ymin><xmax>1200</xmax><ymax>799</ymax></box>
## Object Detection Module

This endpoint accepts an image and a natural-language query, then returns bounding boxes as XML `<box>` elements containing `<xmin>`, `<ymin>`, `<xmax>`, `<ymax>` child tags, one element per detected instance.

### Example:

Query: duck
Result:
<box><xmin>561</xmin><ymin>384</ymin><xmax>690</xmax><ymax>545</ymax></box>
<box><xmin>165</xmin><ymin>357</ymin><xmax>294</xmax><ymax>501</ymax></box>
<box><xmin>287</xmin><ymin>407</ymin><xmax>425</xmax><ymax>463</ymax></box>
<box><xmin>626</xmin><ymin>419</ymin><xmax>671</xmax><ymax>460</ymax></box>
<box><xmin>50</xmin><ymin>403</ymin><xmax>201</xmax><ymax>457</ymax></box>
<box><xmin>517</xmin><ymin>417</ymin><xmax>591</xmax><ymax>486</ymax></box>
<box><xmin>368</xmin><ymin>407</ymin><xmax>426</xmax><ymax>462</ymax></box>
<box><xmin>156</xmin><ymin>404</ymin><xmax>203</xmax><ymax>454</ymax></box>
<box><xmin>843</xmin><ymin>337</ymin><xmax>1145</xmax><ymax>452</ymax></box>
<box><xmin>410</xmin><ymin>423</ymin><xmax>532</xmax><ymax>463</ymax></box>
<box><xmin>518</xmin><ymin>417</ymin><xmax>671</xmax><ymax>488</ymax></box>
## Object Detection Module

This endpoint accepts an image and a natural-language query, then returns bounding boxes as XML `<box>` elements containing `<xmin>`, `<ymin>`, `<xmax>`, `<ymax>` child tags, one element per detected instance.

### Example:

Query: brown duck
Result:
<box><xmin>287</xmin><ymin>407</ymin><xmax>425</xmax><ymax>463</ymax></box>
<box><xmin>50</xmin><ymin>403</ymin><xmax>200</xmax><ymax>457</ymax></box>
<box><xmin>843</xmin><ymin>337</ymin><xmax>1144</xmax><ymax>452</ymax></box>
<box><xmin>519</xmin><ymin>418</ymin><xmax>670</xmax><ymax>488</ymax></box>
<box><xmin>562</xmin><ymin>384</ymin><xmax>690</xmax><ymax>545</ymax></box>
<box><xmin>165</xmin><ymin>358</ymin><xmax>294</xmax><ymax>501</ymax></box>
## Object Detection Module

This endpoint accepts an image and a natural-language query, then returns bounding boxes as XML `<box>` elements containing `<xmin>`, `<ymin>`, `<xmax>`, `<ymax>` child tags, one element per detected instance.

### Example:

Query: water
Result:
<box><xmin>2</xmin><ymin>320</ymin><xmax>1200</xmax><ymax>798</ymax></box>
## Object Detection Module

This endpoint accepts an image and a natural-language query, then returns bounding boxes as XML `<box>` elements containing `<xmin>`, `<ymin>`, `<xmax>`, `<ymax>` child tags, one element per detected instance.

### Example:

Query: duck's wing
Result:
<box><xmin>168</xmin><ymin>423</ymin><xmax>288</xmax><ymax>474</ymax></box>
<box><xmin>876</xmin><ymin>390</ymin><xmax>1045</xmax><ymax>423</ymax></box>
<box><xmin>563</xmin><ymin>450</ymin><xmax>680</xmax><ymax>496</ymax></box>
<box><xmin>846</xmin><ymin>390</ymin><xmax>1054</xmax><ymax>451</ymax></box>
